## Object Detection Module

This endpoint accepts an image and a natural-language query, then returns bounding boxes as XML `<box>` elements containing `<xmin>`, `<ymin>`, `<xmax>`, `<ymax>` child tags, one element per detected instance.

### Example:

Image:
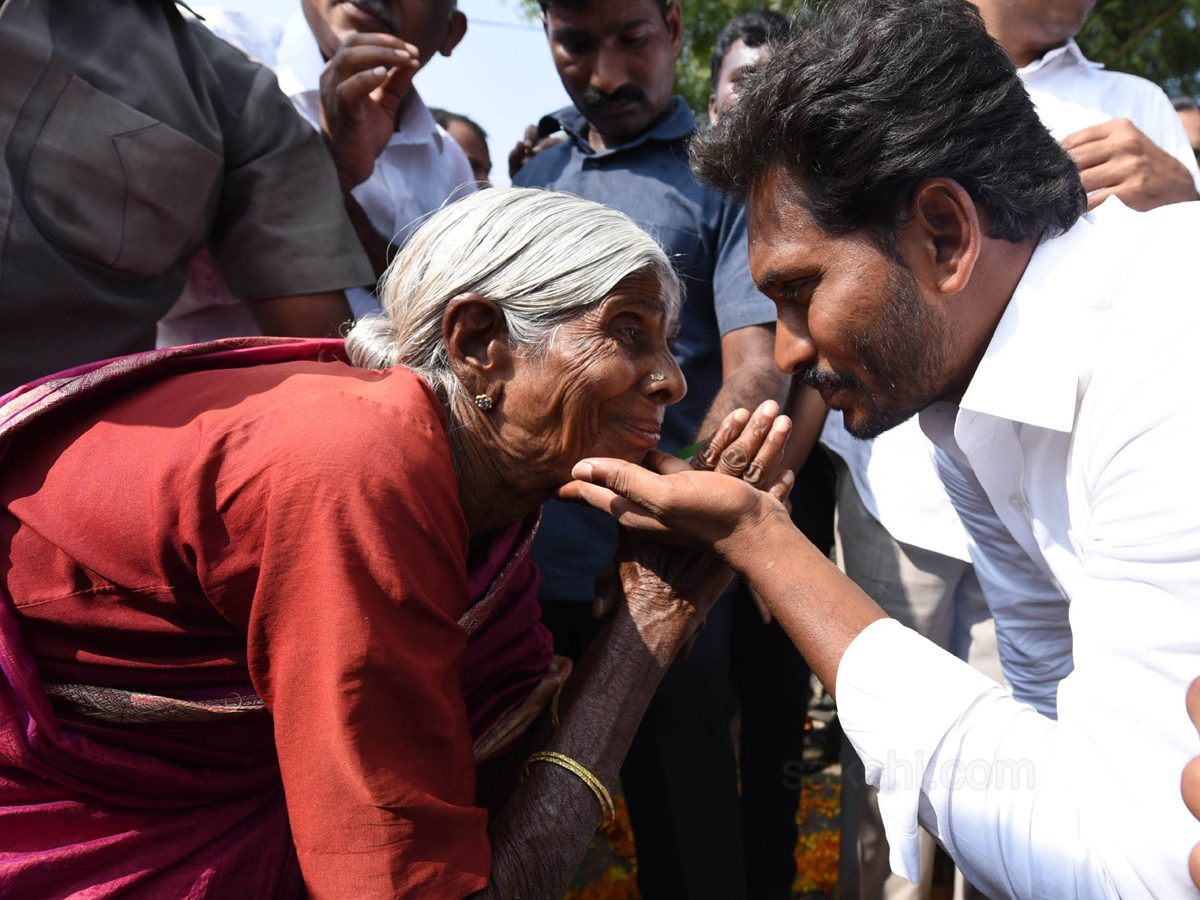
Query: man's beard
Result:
<box><xmin>803</xmin><ymin>260</ymin><xmax>951</xmax><ymax>440</ymax></box>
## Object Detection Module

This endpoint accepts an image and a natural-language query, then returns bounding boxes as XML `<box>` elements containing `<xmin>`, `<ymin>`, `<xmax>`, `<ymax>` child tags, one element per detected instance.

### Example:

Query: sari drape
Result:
<box><xmin>0</xmin><ymin>339</ymin><xmax>565</xmax><ymax>898</ymax></box>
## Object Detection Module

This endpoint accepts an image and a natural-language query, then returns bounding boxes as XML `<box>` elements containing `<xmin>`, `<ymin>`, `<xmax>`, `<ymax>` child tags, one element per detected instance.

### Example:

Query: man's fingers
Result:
<box><xmin>1085</xmin><ymin>187</ymin><xmax>1114</xmax><ymax>211</ymax></box>
<box><xmin>334</xmin><ymin>67</ymin><xmax>392</xmax><ymax>107</ymax></box>
<box><xmin>328</xmin><ymin>44</ymin><xmax>418</xmax><ymax>86</ymax></box>
<box><xmin>523</xmin><ymin>124</ymin><xmax>539</xmax><ymax>144</ymax></box>
<box><xmin>1066</xmin><ymin>139</ymin><xmax>1115</xmax><ymax>173</ymax></box>
<box><xmin>1061</xmin><ymin>121</ymin><xmax>1116</xmax><ymax>151</ymax></box>
<box><xmin>372</xmin><ymin>65</ymin><xmax>415</xmax><ymax>118</ymax></box>
<box><xmin>1077</xmin><ymin>157</ymin><xmax>1134</xmax><ymax>194</ymax></box>
<box><xmin>557</xmin><ymin>474</ymin><xmax>673</xmax><ymax>535</ymax></box>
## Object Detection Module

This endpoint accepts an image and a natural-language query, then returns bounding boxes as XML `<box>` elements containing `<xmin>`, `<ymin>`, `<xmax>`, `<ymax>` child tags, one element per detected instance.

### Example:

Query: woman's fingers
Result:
<box><xmin>694</xmin><ymin>401</ymin><xmax>790</xmax><ymax>486</ymax></box>
<box><xmin>743</xmin><ymin>414</ymin><xmax>792</xmax><ymax>488</ymax></box>
<box><xmin>691</xmin><ymin>408</ymin><xmax>750</xmax><ymax>470</ymax></box>
<box><xmin>768</xmin><ymin>470</ymin><xmax>795</xmax><ymax>507</ymax></box>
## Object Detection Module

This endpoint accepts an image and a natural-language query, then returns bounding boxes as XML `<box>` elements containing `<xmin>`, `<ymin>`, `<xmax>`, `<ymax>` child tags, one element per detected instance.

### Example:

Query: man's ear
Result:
<box><xmin>440</xmin><ymin>10</ymin><xmax>468</xmax><ymax>57</ymax></box>
<box><xmin>708</xmin><ymin>92</ymin><xmax>718</xmax><ymax>127</ymax></box>
<box><xmin>666</xmin><ymin>1</ymin><xmax>683</xmax><ymax>58</ymax></box>
<box><xmin>901</xmin><ymin>178</ymin><xmax>982</xmax><ymax>296</ymax></box>
<box><xmin>443</xmin><ymin>293</ymin><xmax>513</xmax><ymax>390</ymax></box>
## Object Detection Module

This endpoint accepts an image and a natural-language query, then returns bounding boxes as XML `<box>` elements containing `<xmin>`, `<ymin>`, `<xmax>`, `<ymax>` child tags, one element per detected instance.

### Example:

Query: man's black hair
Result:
<box><xmin>710</xmin><ymin>10</ymin><xmax>793</xmax><ymax>92</ymax></box>
<box><xmin>537</xmin><ymin>0</ymin><xmax>672</xmax><ymax>16</ymax></box>
<box><xmin>429</xmin><ymin>108</ymin><xmax>488</xmax><ymax>144</ymax></box>
<box><xmin>691</xmin><ymin>0</ymin><xmax>1086</xmax><ymax>246</ymax></box>
<box><xmin>1171</xmin><ymin>94</ymin><xmax>1200</xmax><ymax>114</ymax></box>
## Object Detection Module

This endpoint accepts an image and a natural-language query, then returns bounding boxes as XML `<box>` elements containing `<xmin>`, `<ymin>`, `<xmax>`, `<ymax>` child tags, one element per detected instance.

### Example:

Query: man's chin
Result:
<box><xmin>841</xmin><ymin>402</ymin><xmax>919</xmax><ymax>441</ymax></box>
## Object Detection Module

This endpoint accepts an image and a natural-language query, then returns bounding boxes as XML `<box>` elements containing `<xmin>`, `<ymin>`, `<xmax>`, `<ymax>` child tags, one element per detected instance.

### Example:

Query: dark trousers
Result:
<box><xmin>540</xmin><ymin>595</ymin><xmax>746</xmax><ymax>900</ymax></box>
<box><xmin>731</xmin><ymin>590</ymin><xmax>813</xmax><ymax>900</ymax></box>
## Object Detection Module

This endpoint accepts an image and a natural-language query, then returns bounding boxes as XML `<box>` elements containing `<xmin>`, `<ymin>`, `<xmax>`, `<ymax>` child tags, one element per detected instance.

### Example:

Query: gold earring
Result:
<box><xmin>475</xmin><ymin>394</ymin><xmax>493</xmax><ymax>412</ymax></box>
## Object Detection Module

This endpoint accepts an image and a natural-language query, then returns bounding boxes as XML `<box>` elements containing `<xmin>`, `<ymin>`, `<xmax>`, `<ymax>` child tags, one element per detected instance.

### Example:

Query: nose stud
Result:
<box><xmin>648</xmin><ymin>373</ymin><xmax>666</xmax><ymax>383</ymax></box>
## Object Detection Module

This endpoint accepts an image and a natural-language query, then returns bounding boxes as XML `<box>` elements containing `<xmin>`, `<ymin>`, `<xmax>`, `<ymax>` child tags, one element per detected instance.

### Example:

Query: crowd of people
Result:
<box><xmin>0</xmin><ymin>0</ymin><xmax>1198</xmax><ymax>899</ymax></box>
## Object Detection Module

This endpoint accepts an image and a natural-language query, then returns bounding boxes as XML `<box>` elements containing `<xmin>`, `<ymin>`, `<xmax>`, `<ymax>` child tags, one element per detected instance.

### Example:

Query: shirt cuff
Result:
<box><xmin>836</xmin><ymin>618</ymin><xmax>1000</xmax><ymax>882</ymax></box>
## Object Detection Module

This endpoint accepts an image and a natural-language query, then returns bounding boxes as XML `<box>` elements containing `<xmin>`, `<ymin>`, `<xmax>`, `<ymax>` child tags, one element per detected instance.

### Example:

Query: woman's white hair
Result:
<box><xmin>345</xmin><ymin>187</ymin><xmax>681</xmax><ymax>413</ymax></box>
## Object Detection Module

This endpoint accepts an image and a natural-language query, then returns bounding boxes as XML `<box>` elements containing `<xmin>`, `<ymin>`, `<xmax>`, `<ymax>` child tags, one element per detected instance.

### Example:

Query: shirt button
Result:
<box><xmin>1008</xmin><ymin>493</ymin><xmax>1027</xmax><ymax>512</ymax></box>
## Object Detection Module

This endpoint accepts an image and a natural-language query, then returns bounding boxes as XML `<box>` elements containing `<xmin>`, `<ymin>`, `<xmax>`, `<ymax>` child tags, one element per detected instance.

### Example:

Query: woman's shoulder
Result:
<box><xmin>191</xmin><ymin>361</ymin><xmax>452</xmax><ymax>483</ymax></box>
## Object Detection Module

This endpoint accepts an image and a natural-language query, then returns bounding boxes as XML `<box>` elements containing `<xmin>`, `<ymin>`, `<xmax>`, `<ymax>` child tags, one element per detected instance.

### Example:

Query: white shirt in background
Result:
<box><xmin>157</xmin><ymin>8</ymin><xmax>476</xmax><ymax>346</ymax></box>
<box><xmin>837</xmin><ymin>198</ymin><xmax>1200</xmax><ymax>900</ymax></box>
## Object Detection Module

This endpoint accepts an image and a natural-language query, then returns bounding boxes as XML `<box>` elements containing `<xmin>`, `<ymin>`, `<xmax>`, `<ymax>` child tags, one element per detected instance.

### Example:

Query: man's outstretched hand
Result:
<box><xmin>319</xmin><ymin>33</ymin><xmax>420</xmax><ymax>191</ymax></box>
<box><xmin>1063</xmin><ymin>118</ymin><xmax>1199</xmax><ymax>212</ymax></box>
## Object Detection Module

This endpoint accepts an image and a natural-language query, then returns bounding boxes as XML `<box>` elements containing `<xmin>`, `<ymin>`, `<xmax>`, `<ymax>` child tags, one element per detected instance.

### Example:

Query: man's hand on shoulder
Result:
<box><xmin>1063</xmin><ymin>118</ymin><xmax>1199</xmax><ymax>212</ymax></box>
<box><xmin>319</xmin><ymin>33</ymin><xmax>419</xmax><ymax>191</ymax></box>
<box><xmin>508</xmin><ymin>123</ymin><xmax>564</xmax><ymax>180</ymax></box>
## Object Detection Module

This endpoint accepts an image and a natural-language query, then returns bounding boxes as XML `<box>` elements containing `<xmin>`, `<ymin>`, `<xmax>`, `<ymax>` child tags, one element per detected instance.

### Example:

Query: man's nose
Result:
<box><xmin>774</xmin><ymin>321</ymin><xmax>815</xmax><ymax>376</ymax></box>
<box><xmin>590</xmin><ymin>46</ymin><xmax>628</xmax><ymax>96</ymax></box>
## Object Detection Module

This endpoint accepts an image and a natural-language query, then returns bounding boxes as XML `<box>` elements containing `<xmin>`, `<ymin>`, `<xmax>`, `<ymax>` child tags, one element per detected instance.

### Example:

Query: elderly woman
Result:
<box><xmin>0</xmin><ymin>188</ymin><xmax>790</xmax><ymax>900</ymax></box>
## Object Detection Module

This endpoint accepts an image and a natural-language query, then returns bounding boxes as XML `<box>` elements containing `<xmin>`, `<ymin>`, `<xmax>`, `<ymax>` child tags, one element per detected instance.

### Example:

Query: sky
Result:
<box><xmin>206</xmin><ymin>0</ymin><xmax>572</xmax><ymax>186</ymax></box>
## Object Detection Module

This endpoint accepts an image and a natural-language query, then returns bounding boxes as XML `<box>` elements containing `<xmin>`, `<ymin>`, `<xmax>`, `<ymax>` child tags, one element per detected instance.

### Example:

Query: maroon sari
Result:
<box><xmin>0</xmin><ymin>339</ymin><xmax>566</xmax><ymax>898</ymax></box>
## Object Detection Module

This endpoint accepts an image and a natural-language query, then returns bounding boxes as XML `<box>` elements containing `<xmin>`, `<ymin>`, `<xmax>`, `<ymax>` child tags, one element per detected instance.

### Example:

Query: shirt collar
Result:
<box><xmin>955</xmin><ymin>204</ymin><xmax>1120</xmax><ymax>433</ymax></box>
<box><xmin>1018</xmin><ymin>38</ymin><xmax>1104</xmax><ymax>77</ymax></box>
<box><xmin>273</xmin><ymin>13</ymin><xmax>443</xmax><ymax>151</ymax></box>
<box><xmin>547</xmin><ymin>95</ymin><xmax>696</xmax><ymax>158</ymax></box>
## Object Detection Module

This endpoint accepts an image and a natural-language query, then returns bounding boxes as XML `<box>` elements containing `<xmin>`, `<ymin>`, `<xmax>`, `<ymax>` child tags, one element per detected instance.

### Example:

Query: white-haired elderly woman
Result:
<box><xmin>0</xmin><ymin>188</ymin><xmax>793</xmax><ymax>900</ymax></box>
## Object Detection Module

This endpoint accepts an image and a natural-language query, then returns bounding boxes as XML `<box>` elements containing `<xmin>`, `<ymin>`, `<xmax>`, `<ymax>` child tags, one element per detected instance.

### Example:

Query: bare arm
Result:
<box><xmin>245</xmin><ymin>290</ymin><xmax>353</xmax><ymax>338</ymax></box>
<box><xmin>472</xmin><ymin>548</ymin><xmax>722</xmax><ymax>898</ymax></box>
<box><xmin>560</xmin><ymin>457</ymin><xmax>886</xmax><ymax>695</ymax></box>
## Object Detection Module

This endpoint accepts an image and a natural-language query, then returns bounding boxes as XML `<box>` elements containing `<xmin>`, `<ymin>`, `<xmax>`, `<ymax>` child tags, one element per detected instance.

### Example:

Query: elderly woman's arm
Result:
<box><xmin>471</xmin><ymin>538</ymin><xmax>730</xmax><ymax>899</ymax></box>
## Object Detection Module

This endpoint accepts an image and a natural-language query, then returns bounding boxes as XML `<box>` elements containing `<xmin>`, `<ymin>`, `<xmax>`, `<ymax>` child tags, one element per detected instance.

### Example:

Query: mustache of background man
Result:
<box><xmin>335</xmin><ymin>0</ymin><xmax>403</xmax><ymax>35</ymax></box>
<box><xmin>580</xmin><ymin>84</ymin><xmax>648</xmax><ymax>115</ymax></box>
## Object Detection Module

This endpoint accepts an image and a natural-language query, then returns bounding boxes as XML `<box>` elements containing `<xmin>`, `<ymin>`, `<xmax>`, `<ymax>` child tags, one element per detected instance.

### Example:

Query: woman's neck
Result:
<box><xmin>450</xmin><ymin>401</ymin><xmax>555</xmax><ymax>539</ymax></box>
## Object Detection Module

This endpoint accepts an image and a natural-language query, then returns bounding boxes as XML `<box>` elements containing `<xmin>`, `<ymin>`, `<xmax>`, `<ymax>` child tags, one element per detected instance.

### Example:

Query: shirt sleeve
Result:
<box><xmin>196</xmin><ymin>27</ymin><xmax>375</xmax><ymax>299</ymax></box>
<box><xmin>711</xmin><ymin>199</ymin><xmax>777</xmax><ymax>335</ymax></box>
<box><xmin>839</xmin><ymin>620</ymin><xmax>1132</xmax><ymax>900</ymax></box>
<box><xmin>197</xmin><ymin>373</ymin><xmax>489</xmax><ymax>900</ymax></box>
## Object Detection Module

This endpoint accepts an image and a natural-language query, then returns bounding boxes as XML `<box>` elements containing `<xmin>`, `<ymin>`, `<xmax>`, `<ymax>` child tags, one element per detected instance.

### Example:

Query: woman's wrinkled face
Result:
<box><xmin>498</xmin><ymin>271</ymin><xmax>686</xmax><ymax>487</ymax></box>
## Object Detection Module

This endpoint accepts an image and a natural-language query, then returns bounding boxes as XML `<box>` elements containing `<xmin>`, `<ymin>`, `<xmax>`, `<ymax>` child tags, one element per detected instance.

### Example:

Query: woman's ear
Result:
<box><xmin>902</xmin><ymin>178</ymin><xmax>982</xmax><ymax>296</ymax></box>
<box><xmin>443</xmin><ymin>293</ymin><xmax>513</xmax><ymax>389</ymax></box>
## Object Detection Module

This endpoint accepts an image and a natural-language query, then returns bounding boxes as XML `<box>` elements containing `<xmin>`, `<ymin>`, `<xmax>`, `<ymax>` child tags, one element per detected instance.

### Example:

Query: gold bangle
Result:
<box><xmin>522</xmin><ymin>751</ymin><xmax>615</xmax><ymax>831</ymax></box>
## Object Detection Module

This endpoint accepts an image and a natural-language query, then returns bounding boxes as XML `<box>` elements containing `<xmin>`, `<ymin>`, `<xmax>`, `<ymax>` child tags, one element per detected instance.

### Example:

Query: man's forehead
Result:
<box><xmin>546</xmin><ymin>0</ymin><xmax>663</xmax><ymax>34</ymax></box>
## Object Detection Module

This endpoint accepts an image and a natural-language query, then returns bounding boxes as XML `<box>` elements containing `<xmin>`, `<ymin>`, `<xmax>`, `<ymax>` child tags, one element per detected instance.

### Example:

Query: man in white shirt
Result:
<box><xmin>826</xmin><ymin>2</ymin><xmax>1200</xmax><ymax>894</ymax></box>
<box><xmin>568</xmin><ymin>1</ymin><xmax>1200</xmax><ymax>896</ymax></box>
<box><xmin>158</xmin><ymin>0</ymin><xmax>476</xmax><ymax>345</ymax></box>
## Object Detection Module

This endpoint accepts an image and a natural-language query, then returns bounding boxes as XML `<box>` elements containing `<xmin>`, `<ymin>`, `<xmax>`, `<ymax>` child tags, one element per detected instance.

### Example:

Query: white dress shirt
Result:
<box><xmin>837</xmin><ymin>198</ymin><xmax>1200</xmax><ymax>900</ymax></box>
<box><xmin>157</xmin><ymin>9</ymin><xmax>475</xmax><ymax>345</ymax></box>
<box><xmin>818</xmin><ymin>39</ymin><xmax>1200</xmax><ymax>564</ymax></box>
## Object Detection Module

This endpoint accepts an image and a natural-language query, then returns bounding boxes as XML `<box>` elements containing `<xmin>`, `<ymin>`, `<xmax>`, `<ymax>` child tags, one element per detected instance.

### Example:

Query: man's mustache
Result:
<box><xmin>581</xmin><ymin>84</ymin><xmax>647</xmax><ymax>111</ymax></box>
<box><xmin>336</xmin><ymin>0</ymin><xmax>402</xmax><ymax>35</ymax></box>
<box><xmin>800</xmin><ymin>364</ymin><xmax>861</xmax><ymax>392</ymax></box>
